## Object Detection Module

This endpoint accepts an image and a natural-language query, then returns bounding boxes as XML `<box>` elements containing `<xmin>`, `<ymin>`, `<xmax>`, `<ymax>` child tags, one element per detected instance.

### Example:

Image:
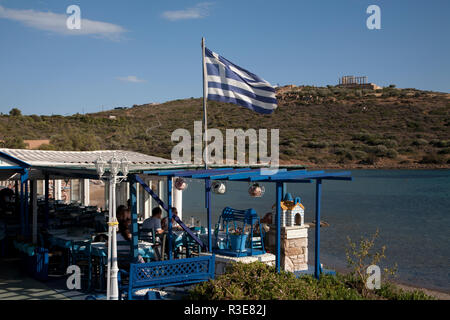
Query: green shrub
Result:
<box><xmin>304</xmin><ymin>141</ymin><xmax>328</xmax><ymax>149</ymax></box>
<box><xmin>189</xmin><ymin>262</ymin><xmax>362</xmax><ymax>300</ymax></box>
<box><xmin>359</xmin><ymin>153</ymin><xmax>378</xmax><ymax>165</ymax></box>
<box><xmin>382</xmin><ymin>139</ymin><xmax>398</xmax><ymax>148</ymax></box>
<box><xmin>420</xmin><ymin>153</ymin><xmax>445</xmax><ymax>164</ymax></box>
<box><xmin>374</xmin><ymin>145</ymin><xmax>388</xmax><ymax>156</ymax></box>
<box><xmin>412</xmin><ymin>138</ymin><xmax>428</xmax><ymax>146</ymax></box>
<box><xmin>189</xmin><ymin>261</ymin><xmax>433</xmax><ymax>300</ymax></box>
<box><xmin>1</xmin><ymin>136</ymin><xmax>26</xmax><ymax>148</ymax></box>
<box><xmin>353</xmin><ymin>150</ymin><xmax>368</xmax><ymax>160</ymax></box>
<box><xmin>376</xmin><ymin>282</ymin><xmax>434</xmax><ymax>300</ymax></box>
<box><xmin>386</xmin><ymin>149</ymin><xmax>398</xmax><ymax>159</ymax></box>
<box><xmin>431</xmin><ymin>140</ymin><xmax>449</xmax><ymax>148</ymax></box>
<box><xmin>9</xmin><ymin>108</ymin><xmax>22</xmax><ymax>116</ymax></box>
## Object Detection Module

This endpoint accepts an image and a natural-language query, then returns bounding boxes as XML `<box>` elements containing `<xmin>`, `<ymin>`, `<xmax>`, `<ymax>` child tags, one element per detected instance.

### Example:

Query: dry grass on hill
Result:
<box><xmin>1</xmin><ymin>85</ymin><xmax>449</xmax><ymax>168</ymax></box>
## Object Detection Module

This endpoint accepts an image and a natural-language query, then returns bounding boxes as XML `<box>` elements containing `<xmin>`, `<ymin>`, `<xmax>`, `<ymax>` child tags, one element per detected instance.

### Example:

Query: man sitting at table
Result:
<box><xmin>142</xmin><ymin>207</ymin><xmax>164</xmax><ymax>235</ymax></box>
<box><xmin>161</xmin><ymin>207</ymin><xmax>183</xmax><ymax>231</ymax></box>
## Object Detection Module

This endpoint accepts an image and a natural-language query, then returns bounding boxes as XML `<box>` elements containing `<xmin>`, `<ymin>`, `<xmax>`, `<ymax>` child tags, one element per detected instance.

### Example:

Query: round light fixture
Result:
<box><xmin>174</xmin><ymin>177</ymin><xmax>188</xmax><ymax>191</ymax></box>
<box><xmin>248</xmin><ymin>183</ymin><xmax>265</xmax><ymax>197</ymax></box>
<box><xmin>211</xmin><ymin>181</ymin><xmax>226</xmax><ymax>194</ymax></box>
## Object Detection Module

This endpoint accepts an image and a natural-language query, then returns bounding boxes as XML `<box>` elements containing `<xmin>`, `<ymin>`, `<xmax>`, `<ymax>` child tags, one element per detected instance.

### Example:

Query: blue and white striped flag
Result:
<box><xmin>205</xmin><ymin>48</ymin><xmax>278</xmax><ymax>114</ymax></box>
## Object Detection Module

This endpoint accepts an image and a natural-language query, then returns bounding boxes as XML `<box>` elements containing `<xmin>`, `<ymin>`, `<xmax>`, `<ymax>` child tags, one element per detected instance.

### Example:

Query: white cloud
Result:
<box><xmin>162</xmin><ymin>2</ymin><xmax>213</xmax><ymax>21</ymax></box>
<box><xmin>0</xmin><ymin>5</ymin><xmax>126</xmax><ymax>40</ymax></box>
<box><xmin>116</xmin><ymin>76</ymin><xmax>146</xmax><ymax>83</ymax></box>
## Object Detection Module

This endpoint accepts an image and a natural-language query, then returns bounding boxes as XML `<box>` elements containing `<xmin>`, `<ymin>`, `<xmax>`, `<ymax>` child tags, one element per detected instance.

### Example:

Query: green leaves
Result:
<box><xmin>189</xmin><ymin>261</ymin><xmax>433</xmax><ymax>300</ymax></box>
<box><xmin>189</xmin><ymin>262</ymin><xmax>362</xmax><ymax>300</ymax></box>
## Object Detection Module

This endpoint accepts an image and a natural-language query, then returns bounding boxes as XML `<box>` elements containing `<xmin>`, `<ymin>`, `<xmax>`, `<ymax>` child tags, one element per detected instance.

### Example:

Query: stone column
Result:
<box><xmin>104</xmin><ymin>179</ymin><xmax>109</xmax><ymax>211</ymax></box>
<box><xmin>80</xmin><ymin>179</ymin><xmax>90</xmax><ymax>206</ymax></box>
<box><xmin>173</xmin><ymin>181</ymin><xmax>183</xmax><ymax>220</ymax></box>
<box><xmin>143</xmin><ymin>179</ymin><xmax>152</xmax><ymax>219</ymax></box>
<box><xmin>37</xmin><ymin>180</ymin><xmax>44</xmax><ymax>196</ymax></box>
<box><xmin>267</xmin><ymin>225</ymin><xmax>309</xmax><ymax>272</ymax></box>
<box><xmin>54</xmin><ymin>180</ymin><xmax>62</xmax><ymax>200</ymax></box>
<box><xmin>159</xmin><ymin>179</ymin><xmax>166</xmax><ymax>212</ymax></box>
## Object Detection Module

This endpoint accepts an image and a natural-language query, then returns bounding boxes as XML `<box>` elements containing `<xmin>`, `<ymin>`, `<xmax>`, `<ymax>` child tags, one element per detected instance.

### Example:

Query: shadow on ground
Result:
<box><xmin>0</xmin><ymin>258</ymin><xmax>88</xmax><ymax>300</ymax></box>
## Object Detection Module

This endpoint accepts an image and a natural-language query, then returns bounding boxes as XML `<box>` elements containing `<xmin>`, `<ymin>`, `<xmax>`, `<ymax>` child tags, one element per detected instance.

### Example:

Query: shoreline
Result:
<box><xmin>280</xmin><ymin>161</ymin><xmax>450</xmax><ymax>170</ymax></box>
<box><xmin>327</xmin><ymin>262</ymin><xmax>450</xmax><ymax>300</ymax></box>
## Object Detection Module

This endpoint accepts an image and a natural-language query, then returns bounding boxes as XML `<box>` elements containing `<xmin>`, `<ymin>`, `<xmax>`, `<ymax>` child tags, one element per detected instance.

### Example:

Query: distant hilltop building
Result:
<box><xmin>337</xmin><ymin>75</ymin><xmax>382</xmax><ymax>90</ymax></box>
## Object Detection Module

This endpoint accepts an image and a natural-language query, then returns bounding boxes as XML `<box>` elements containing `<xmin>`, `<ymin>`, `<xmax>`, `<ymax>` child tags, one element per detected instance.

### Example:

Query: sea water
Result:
<box><xmin>181</xmin><ymin>170</ymin><xmax>450</xmax><ymax>292</ymax></box>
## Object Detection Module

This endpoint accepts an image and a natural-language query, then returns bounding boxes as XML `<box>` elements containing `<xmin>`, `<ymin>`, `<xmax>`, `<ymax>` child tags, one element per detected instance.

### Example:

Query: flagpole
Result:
<box><xmin>202</xmin><ymin>37</ymin><xmax>208</xmax><ymax>169</ymax></box>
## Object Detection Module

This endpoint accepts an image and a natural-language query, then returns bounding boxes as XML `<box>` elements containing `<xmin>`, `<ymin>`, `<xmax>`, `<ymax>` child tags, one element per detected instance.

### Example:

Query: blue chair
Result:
<box><xmin>141</xmin><ymin>228</ymin><xmax>164</xmax><ymax>261</ymax></box>
<box><xmin>183</xmin><ymin>233</ymin><xmax>201</xmax><ymax>258</ymax></box>
<box><xmin>71</xmin><ymin>239</ymin><xmax>92</xmax><ymax>292</ymax></box>
<box><xmin>117</xmin><ymin>240</ymin><xmax>134</xmax><ymax>269</ymax></box>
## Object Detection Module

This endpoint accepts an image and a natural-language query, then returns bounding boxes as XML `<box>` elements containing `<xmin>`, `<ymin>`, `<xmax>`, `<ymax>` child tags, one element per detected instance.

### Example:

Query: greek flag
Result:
<box><xmin>205</xmin><ymin>48</ymin><xmax>277</xmax><ymax>114</ymax></box>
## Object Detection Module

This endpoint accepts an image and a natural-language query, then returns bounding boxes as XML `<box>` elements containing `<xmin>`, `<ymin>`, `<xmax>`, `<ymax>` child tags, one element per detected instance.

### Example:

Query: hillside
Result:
<box><xmin>1</xmin><ymin>85</ymin><xmax>449</xmax><ymax>169</ymax></box>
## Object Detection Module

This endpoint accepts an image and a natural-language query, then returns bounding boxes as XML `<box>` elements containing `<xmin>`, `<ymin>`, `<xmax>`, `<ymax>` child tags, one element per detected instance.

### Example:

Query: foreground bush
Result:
<box><xmin>189</xmin><ymin>262</ymin><xmax>434</xmax><ymax>300</ymax></box>
<box><xmin>189</xmin><ymin>262</ymin><xmax>362</xmax><ymax>300</ymax></box>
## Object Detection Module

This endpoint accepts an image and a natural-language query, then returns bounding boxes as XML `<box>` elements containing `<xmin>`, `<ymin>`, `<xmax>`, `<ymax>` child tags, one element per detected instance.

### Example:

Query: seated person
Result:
<box><xmin>117</xmin><ymin>205</ymin><xmax>130</xmax><ymax>222</ymax></box>
<box><xmin>116</xmin><ymin>210</ymin><xmax>144</xmax><ymax>265</ymax></box>
<box><xmin>260</xmin><ymin>212</ymin><xmax>272</xmax><ymax>233</ymax></box>
<box><xmin>161</xmin><ymin>207</ymin><xmax>183</xmax><ymax>232</ymax></box>
<box><xmin>142</xmin><ymin>207</ymin><xmax>164</xmax><ymax>235</ymax></box>
<box><xmin>117</xmin><ymin>215</ymin><xmax>131</xmax><ymax>241</ymax></box>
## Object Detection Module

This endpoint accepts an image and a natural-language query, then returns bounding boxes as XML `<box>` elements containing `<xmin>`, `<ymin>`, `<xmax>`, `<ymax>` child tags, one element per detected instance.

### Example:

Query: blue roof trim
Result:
<box><xmin>144</xmin><ymin>168</ymin><xmax>233</xmax><ymax>176</ymax></box>
<box><xmin>249</xmin><ymin>169</ymin><xmax>318</xmax><ymax>181</ymax></box>
<box><xmin>191</xmin><ymin>168</ymin><xmax>251</xmax><ymax>178</ymax></box>
<box><xmin>142</xmin><ymin>168</ymin><xmax>352</xmax><ymax>183</ymax></box>
<box><xmin>268</xmin><ymin>171</ymin><xmax>352</xmax><ymax>181</ymax></box>
<box><xmin>0</xmin><ymin>166</ymin><xmax>24</xmax><ymax>170</ymax></box>
<box><xmin>227</xmin><ymin>169</ymin><xmax>288</xmax><ymax>180</ymax></box>
<box><xmin>0</xmin><ymin>151</ymin><xmax>30</xmax><ymax>168</ymax></box>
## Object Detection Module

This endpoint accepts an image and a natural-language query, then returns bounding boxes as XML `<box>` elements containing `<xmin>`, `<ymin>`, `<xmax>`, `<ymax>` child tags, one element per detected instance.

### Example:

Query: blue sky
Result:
<box><xmin>0</xmin><ymin>0</ymin><xmax>449</xmax><ymax>115</ymax></box>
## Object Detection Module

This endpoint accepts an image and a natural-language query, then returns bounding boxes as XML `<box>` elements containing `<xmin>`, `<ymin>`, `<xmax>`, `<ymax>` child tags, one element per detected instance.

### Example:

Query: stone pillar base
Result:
<box><xmin>200</xmin><ymin>252</ymin><xmax>276</xmax><ymax>276</ymax></box>
<box><xmin>267</xmin><ymin>225</ymin><xmax>309</xmax><ymax>272</ymax></box>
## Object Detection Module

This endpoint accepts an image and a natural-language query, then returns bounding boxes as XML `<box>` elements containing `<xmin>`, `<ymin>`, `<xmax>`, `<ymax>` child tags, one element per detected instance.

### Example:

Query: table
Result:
<box><xmin>48</xmin><ymin>229</ymin><xmax>94</xmax><ymax>248</ymax></box>
<box><xmin>91</xmin><ymin>241</ymin><xmax>155</xmax><ymax>260</ymax></box>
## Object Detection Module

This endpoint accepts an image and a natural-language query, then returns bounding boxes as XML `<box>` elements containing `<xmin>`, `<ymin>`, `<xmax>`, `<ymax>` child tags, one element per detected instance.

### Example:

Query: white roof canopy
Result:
<box><xmin>0</xmin><ymin>149</ymin><xmax>188</xmax><ymax>180</ymax></box>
